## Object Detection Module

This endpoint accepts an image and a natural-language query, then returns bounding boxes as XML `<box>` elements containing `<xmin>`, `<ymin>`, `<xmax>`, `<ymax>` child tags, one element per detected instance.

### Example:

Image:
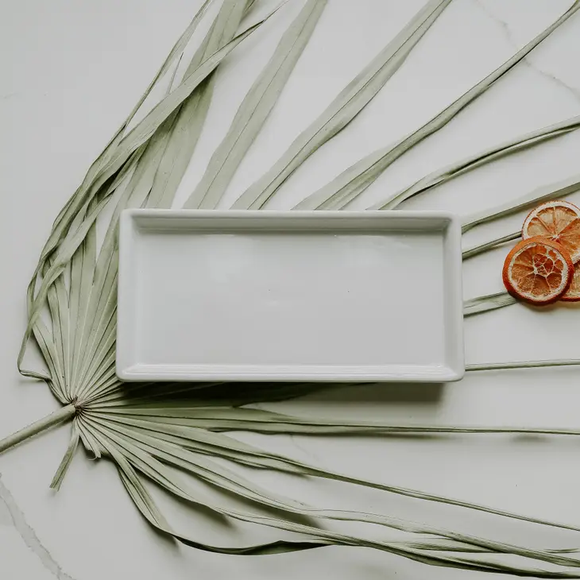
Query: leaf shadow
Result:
<box><xmin>113</xmin><ymin>380</ymin><xmax>444</xmax><ymax>408</ymax></box>
<box><xmin>299</xmin><ymin>381</ymin><xmax>445</xmax><ymax>405</ymax></box>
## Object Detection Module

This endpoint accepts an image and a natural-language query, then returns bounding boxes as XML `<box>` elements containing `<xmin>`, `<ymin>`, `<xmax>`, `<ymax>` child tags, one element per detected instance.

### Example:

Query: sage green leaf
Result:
<box><xmin>81</xmin><ymin>417</ymin><xmax>580</xmax><ymax>576</ymax></box>
<box><xmin>463</xmin><ymin>231</ymin><xmax>520</xmax><ymax>260</ymax></box>
<box><xmin>71</xmin><ymin>131</ymin><xmax>176</xmax><ymax>398</ymax></box>
<box><xmin>108</xmin><ymin>429</ymin><xmax>329</xmax><ymax>555</ymax></box>
<box><xmin>95</xmin><ymin>6</ymin><xmax>274</xmax><ymax>190</ymax></box>
<box><xmin>294</xmin><ymin>1</ymin><xmax>580</xmax><ymax>211</ymax></box>
<box><xmin>19</xmin><ymin>195</ymin><xmax>112</xmax><ymax>372</ymax></box>
<box><xmin>184</xmin><ymin>0</ymin><xmax>328</xmax><ymax>209</ymax></box>
<box><xmin>231</xmin><ymin>0</ymin><xmax>453</xmax><ymax>209</ymax></box>
<box><xmin>36</xmin><ymin>0</ymin><xmax>242</xmax><ymax>380</ymax></box>
<box><xmin>0</xmin><ymin>405</ymin><xmax>76</xmax><ymax>455</ymax></box>
<box><xmin>147</xmin><ymin>0</ymin><xmax>252</xmax><ymax>209</ymax></box>
<box><xmin>6</xmin><ymin>0</ymin><xmax>580</xmax><ymax>576</ymax></box>
<box><xmin>69</xmin><ymin>0</ymin><xmax>256</xmax><ymax>395</ymax></box>
<box><xmin>464</xmin><ymin>292</ymin><xmax>517</xmax><ymax>316</ymax></box>
<box><xmin>85</xmin><ymin>408</ymin><xmax>580</xmax><ymax>534</ymax></box>
<box><xmin>463</xmin><ymin>173</ymin><xmax>580</xmax><ymax>232</ymax></box>
<box><xmin>371</xmin><ymin>114</ymin><xmax>580</xmax><ymax>210</ymax></box>
<box><xmin>67</xmin><ymin>199</ymin><xmax>97</xmax><ymax>394</ymax></box>
<box><xmin>119</xmin><ymin>461</ymin><xmax>327</xmax><ymax>555</ymax></box>
<box><xmin>30</xmin><ymin>0</ymin><xmax>214</xmax><ymax>276</ymax></box>
<box><xmin>44</xmin><ymin>263</ymin><xmax>68</xmax><ymax>397</ymax></box>
<box><xmin>50</xmin><ymin>423</ymin><xmax>80</xmax><ymax>491</ymax></box>
<box><xmin>82</xmin><ymin>415</ymin><xmax>579</xmax><ymax>576</ymax></box>
<box><xmin>467</xmin><ymin>359</ymin><xmax>580</xmax><ymax>372</ymax></box>
<box><xmin>28</xmin><ymin>319</ymin><xmax>65</xmax><ymax>399</ymax></box>
<box><xmin>19</xmin><ymin>8</ymin><xmax>272</xmax><ymax>373</ymax></box>
<box><xmin>92</xmin><ymin>415</ymin><xmax>580</xmax><ymax>569</ymax></box>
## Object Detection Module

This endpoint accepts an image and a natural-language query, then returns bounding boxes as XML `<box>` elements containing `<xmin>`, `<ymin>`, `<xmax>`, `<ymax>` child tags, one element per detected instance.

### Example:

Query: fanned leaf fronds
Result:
<box><xmin>18</xmin><ymin>3</ymin><xmax>277</xmax><ymax>374</ymax></box>
<box><xmin>231</xmin><ymin>0</ymin><xmax>453</xmax><ymax>209</ymax></box>
<box><xmin>76</xmin><ymin>404</ymin><xmax>580</xmax><ymax>576</ymax></box>
<box><xmin>294</xmin><ymin>2</ymin><xmax>580</xmax><ymax>211</ymax></box>
<box><xmin>3</xmin><ymin>0</ymin><xmax>580</xmax><ymax>577</ymax></box>
<box><xmin>146</xmin><ymin>0</ymin><xmax>254</xmax><ymax>209</ymax></box>
<box><xmin>370</xmin><ymin>114</ymin><xmax>580</xmax><ymax>211</ymax></box>
<box><xmin>184</xmin><ymin>0</ymin><xmax>328</xmax><ymax>209</ymax></box>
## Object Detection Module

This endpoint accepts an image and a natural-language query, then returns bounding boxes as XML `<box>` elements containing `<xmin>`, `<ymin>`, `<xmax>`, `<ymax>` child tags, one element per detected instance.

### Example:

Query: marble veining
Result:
<box><xmin>0</xmin><ymin>475</ymin><xmax>75</xmax><ymax>580</ymax></box>
<box><xmin>474</xmin><ymin>0</ymin><xmax>580</xmax><ymax>102</ymax></box>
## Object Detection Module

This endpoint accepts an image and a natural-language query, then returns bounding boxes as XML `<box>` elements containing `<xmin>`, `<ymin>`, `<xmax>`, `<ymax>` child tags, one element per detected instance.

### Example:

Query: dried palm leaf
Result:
<box><xmin>3</xmin><ymin>1</ymin><xmax>580</xmax><ymax>577</ymax></box>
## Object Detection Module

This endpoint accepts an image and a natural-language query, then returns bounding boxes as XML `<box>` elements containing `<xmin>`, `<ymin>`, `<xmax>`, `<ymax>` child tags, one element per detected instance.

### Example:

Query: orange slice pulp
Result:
<box><xmin>502</xmin><ymin>237</ymin><xmax>573</xmax><ymax>305</ymax></box>
<box><xmin>522</xmin><ymin>200</ymin><xmax>580</xmax><ymax>263</ymax></box>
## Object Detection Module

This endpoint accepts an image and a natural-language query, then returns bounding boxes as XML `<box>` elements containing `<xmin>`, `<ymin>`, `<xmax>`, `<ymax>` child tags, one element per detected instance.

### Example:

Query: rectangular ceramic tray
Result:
<box><xmin>117</xmin><ymin>210</ymin><xmax>464</xmax><ymax>382</ymax></box>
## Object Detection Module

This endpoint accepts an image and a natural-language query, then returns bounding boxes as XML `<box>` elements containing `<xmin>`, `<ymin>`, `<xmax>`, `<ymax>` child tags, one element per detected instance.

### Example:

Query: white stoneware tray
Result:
<box><xmin>117</xmin><ymin>210</ymin><xmax>464</xmax><ymax>382</ymax></box>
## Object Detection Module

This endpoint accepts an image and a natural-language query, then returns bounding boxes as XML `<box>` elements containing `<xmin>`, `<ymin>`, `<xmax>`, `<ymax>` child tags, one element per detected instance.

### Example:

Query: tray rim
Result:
<box><xmin>117</xmin><ymin>209</ymin><xmax>464</xmax><ymax>383</ymax></box>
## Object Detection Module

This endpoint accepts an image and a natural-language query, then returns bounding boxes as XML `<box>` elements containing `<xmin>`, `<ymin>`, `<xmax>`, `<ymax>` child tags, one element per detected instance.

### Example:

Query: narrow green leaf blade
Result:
<box><xmin>294</xmin><ymin>1</ymin><xmax>580</xmax><ymax>211</ymax></box>
<box><xmin>231</xmin><ymin>0</ymin><xmax>452</xmax><ymax>209</ymax></box>
<box><xmin>146</xmin><ymin>0</ymin><xmax>252</xmax><ymax>209</ymax></box>
<box><xmin>50</xmin><ymin>423</ymin><xmax>80</xmax><ymax>491</ymax></box>
<box><xmin>463</xmin><ymin>173</ymin><xmax>580</xmax><ymax>232</ymax></box>
<box><xmin>184</xmin><ymin>0</ymin><xmax>328</xmax><ymax>209</ymax></box>
<box><xmin>463</xmin><ymin>231</ymin><xmax>520</xmax><ymax>260</ymax></box>
<box><xmin>372</xmin><ymin>114</ymin><xmax>580</xmax><ymax>210</ymax></box>
<box><xmin>464</xmin><ymin>292</ymin><xmax>516</xmax><ymax>316</ymax></box>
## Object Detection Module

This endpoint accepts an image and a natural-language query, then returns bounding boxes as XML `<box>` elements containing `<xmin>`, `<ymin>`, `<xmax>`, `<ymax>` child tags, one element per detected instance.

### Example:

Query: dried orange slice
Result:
<box><xmin>561</xmin><ymin>266</ymin><xmax>580</xmax><ymax>302</ymax></box>
<box><xmin>502</xmin><ymin>237</ymin><xmax>573</xmax><ymax>305</ymax></box>
<box><xmin>522</xmin><ymin>200</ymin><xmax>580</xmax><ymax>262</ymax></box>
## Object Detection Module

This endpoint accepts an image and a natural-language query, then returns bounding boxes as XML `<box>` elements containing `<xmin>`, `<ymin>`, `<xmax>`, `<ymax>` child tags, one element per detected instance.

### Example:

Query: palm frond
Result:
<box><xmin>464</xmin><ymin>291</ymin><xmax>517</xmax><ymax>316</ymax></box>
<box><xmin>462</xmin><ymin>173</ymin><xmax>580</xmax><ymax>233</ymax></box>
<box><xmin>3</xmin><ymin>0</ymin><xmax>580</xmax><ymax>577</ymax></box>
<box><xmin>293</xmin><ymin>1</ymin><xmax>580</xmax><ymax>211</ymax></box>
<box><xmin>371</xmin><ymin>114</ymin><xmax>580</xmax><ymax>211</ymax></box>
<box><xmin>184</xmin><ymin>0</ymin><xmax>328</xmax><ymax>209</ymax></box>
<box><xmin>463</xmin><ymin>231</ymin><xmax>521</xmax><ymax>260</ymax></box>
<box><xmin>231</xmin><ymin>0</ymin><xmax>453</xmax><ymax>209</ymax></box>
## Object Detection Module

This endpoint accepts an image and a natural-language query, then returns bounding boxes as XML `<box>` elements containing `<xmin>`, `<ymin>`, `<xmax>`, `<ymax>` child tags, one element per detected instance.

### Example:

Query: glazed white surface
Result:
<box><xmin>116</xmin><ymin>210</ymin><xmax>463</xmax><ymax>382</ymax></box>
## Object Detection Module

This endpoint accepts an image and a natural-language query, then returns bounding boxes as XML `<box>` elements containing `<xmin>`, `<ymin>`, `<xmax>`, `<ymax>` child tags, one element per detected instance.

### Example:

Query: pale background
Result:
<box><xmin>2</xmin><ymin>0</ymin><xmax>580</xmax><ymax>578</ymax></box>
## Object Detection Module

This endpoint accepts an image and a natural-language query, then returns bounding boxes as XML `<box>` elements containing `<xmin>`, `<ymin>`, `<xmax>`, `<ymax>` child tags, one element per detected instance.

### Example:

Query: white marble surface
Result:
<box><xmin>2</xmin><ymin>0</ymin><xmax>580</xmax><ymax>578</ymax></box>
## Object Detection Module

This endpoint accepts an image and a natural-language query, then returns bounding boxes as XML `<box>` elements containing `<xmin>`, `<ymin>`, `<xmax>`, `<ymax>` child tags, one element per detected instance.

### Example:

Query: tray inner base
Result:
<box><xmin>132</xmin><ymin>226</ymin><xmax>447</xmax><ymax>369</ymax></box>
